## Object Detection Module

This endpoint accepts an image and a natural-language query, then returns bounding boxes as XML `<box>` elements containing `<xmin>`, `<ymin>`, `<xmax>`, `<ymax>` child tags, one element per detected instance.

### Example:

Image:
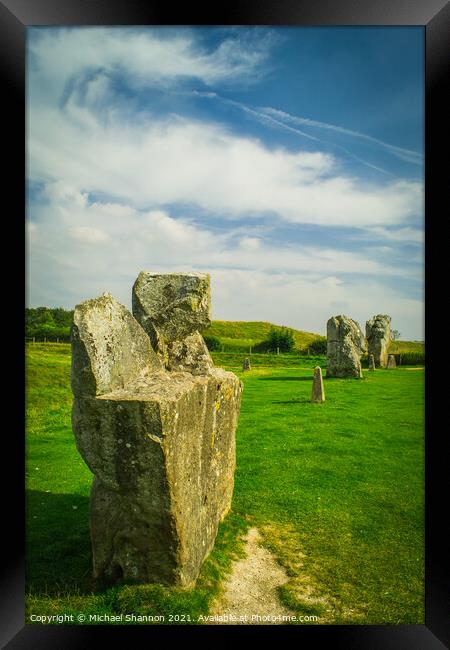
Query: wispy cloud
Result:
<box><xmin>29</xmin><ymin>28</ymin><xmax>275</xmax><ymax>106</ymax></box>
<box><xmin>261</xmin><ymin>107</ymin><xmax>423</xmax><ymax>166</ymax></box>
<box><xmin>27</xmin><ymin>187</ymin><xmax>423</xmax><ymax>337</ymax></box>
<box><xmin>28</xmin><ymin>101</ymin><xmax>422</xmax><ymax>229</ymax></box>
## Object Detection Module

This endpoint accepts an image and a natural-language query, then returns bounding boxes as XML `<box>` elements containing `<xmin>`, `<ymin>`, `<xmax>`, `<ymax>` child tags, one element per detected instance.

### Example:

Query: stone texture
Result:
<box><xmin>132</xmin><ymin>272</ymin><xmax>213</xmax><ymax>374</ymax></box>
<box><xmin>71</xmin><ymin>286</ymin><xmax>242</xmax><ymax>587</ymax></box>
<box><xmin>311</xmin><ymin>366</ymin><xmax>325</xmax><ymax>402</ymax></box>
<box><xmin>242</xmin><ymin>358</ymin><xmax>251</xmax><ymax>371</ymax></box>
<box><xmin>326</xmin><ymin>315</ymin><xmax>366</xmax><ymax>378</ymax></box>
<box><xmin>387</xmin><ymin>354</ymin><xmax>397</xmax><ymax>369</ymax></box>
<box><xmin>71</xmin><ymin>292</ymin><xmax>163</xmax><ymax>397</ymax></box>
<box><xmin>368</xmin><ymin>354</ymin><xmax>376</xmax><ymax>371</ymax></box>
<box><xmin>366</xmin><ymin>314</ymin><xmax>392</xmax><ymax>368</ymax></box>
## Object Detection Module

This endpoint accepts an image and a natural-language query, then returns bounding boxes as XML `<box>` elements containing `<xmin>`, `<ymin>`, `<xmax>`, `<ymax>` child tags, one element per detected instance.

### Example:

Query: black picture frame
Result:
<box><xmin>4</xmin><ymin>1</ymin><xmax>449</xmax><ymax>647</ymax></box>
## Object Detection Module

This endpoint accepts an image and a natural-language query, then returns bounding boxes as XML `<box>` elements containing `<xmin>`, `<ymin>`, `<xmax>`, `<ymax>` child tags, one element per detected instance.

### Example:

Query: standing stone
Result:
<box><xmin>326</xmin><ymin>315</ymin><xmax>366</xmax><ymax>378</ymax></box>
<box><xmin>366</xmin><ymin>314</ymin><xmax>392</xmax><ymax>368</ymax></box>
<box><xmin>71</xmin><ymin>284</ymin><xmax>242</xmax><ymax>588</ymax></box>
<box><xmin>368</xmin><ymin>354</ymin><xmax>376</xmax><ymax>371</ymax></box>
<box><xmin>311</xmin><ymin>366</ymin><xmax>325</xmax><ymax>402</ymax></box>
<box><xmin>242</xmin><ymin>358</ymin><xmax>251</xmax><ymax>371</ymax></box>
<box><xmin>132</xmin><ymin>272</ymin><xmax>213</xmax><ymax>375</ymax></box>
<box><xmin>387</xmin><ymin>354</ymin><xmax>397</xmax><ymax>368</ymax></box>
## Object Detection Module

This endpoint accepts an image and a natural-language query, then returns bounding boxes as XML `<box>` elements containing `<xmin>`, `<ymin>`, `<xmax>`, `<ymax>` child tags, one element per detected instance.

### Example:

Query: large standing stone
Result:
<box><xmin>71</xmin><ymin>286</ymin><xmax>242</xmax><ymax>588</ymax></box>
<box><xmin>326</xmin><ymin>315</ymin><xmax>366</xmax><ymax>378</ymax></box>
<box><xmin>311</xmin><ymin>366</ymin><xmax>325</xmax><ymax>402</ymax></box>
<box><xmin>368</xmin><ymin>354</ymin><xmax>376</xmax><ymax>371</ymax></box>
<box><xmin>132</xmin><ymin>272</ymin><xmax>213</xmax><ymax>375</ymax></box>
<box><xmin>387</xmin><ymin>354</ymin><xmax>397</xmax><ymax>368</ymax></box>
<box><xmin>366</xmin><ymin>314</ymin><xmax>392</xmax><ymax>368</ymax></box>
<box><xmin>242</xmin><ymin>358</ymin><xmax>251</xmax><ymax>371</ymax></box>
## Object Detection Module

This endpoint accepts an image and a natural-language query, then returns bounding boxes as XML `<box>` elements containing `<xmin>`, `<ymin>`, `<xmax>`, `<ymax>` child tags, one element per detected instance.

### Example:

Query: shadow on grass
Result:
<box><xmin>258</xmin><ymin>376</ymin><xmax>313</xmax><ymax>382</ymax></box>
<box><xmin>26</xmin><ymin>489</ymin><xmax>95</xmax><ymax>597</ymax></box>
<box><xmin>272</xmin><ymin>398</ymin><xmax>312</xmax><ymax>405</ymax></box>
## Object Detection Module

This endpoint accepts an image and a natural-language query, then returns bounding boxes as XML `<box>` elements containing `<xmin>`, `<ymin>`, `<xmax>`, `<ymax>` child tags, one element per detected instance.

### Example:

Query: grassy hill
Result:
<box><xmin>205</xmin><ymin>320</ymin><xmax>322</xmax><ymax>352</ymax></box>
<box><xmin>388</xmin><ymin>340</ymin><xmax>424</xmax><ymax>354</ymax></box>
<box><xmin>25</xmin><ymin>308</ymin><xmax>424</xmax><ymax>356</ymax></box>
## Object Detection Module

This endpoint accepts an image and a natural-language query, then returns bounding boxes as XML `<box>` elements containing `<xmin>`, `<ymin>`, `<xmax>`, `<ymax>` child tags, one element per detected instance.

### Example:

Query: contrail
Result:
<box><xmin>261</xmin><ymin>107</ymin><xmax>423</xmax><ymax>166</ymax></box>
<box><xmin>190</xmin><ymin>90</ymin><xmax>395</xmax><ymax>176</ymax></box>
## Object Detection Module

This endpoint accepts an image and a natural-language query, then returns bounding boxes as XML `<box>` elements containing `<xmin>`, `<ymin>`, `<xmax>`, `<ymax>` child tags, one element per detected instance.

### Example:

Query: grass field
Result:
<box><xmin>25</xmin><ymin>343</ymin><xmax>424</xmax><ymax>625</ymax></box>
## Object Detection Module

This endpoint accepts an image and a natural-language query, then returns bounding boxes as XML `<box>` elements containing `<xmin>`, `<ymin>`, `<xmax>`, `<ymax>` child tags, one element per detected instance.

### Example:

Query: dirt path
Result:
<box><xmin>209</xmin><ymin>527</ymin><xmax>296</xmax><ymax>625</ymax></box>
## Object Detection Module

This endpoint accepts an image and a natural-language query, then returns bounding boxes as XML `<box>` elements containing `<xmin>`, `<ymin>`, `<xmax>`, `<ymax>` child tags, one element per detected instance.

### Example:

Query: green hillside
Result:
<box><xmin>205</xmin><ymin>320</ymin><xmax>322</xmax><ymax>351</ymax></box>
<box><xmin>388</xmin><ymin>340</ymin><xmax>424</xmax><ymax>354</ymax></box>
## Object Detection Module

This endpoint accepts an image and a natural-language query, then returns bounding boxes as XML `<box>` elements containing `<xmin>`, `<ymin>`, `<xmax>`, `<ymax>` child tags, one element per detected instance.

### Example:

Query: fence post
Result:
<box><xmin>249</xmin><ymin>346</ymin><xmax>252</xmax><ymax>355</ymax></box>
<box><xmin>277</xmin><ymin>346</ymin><xmax>280</xmax><ymax>356</ymax></box>
<box><xmin>33</xmin><ymin>337</ymin><xmax>35</xmax><ymax>344</ymax></box>
<box><xmin>44</xmin><ymin>336</ymin><xmax>46</xmax><ymax>343</ymax></box>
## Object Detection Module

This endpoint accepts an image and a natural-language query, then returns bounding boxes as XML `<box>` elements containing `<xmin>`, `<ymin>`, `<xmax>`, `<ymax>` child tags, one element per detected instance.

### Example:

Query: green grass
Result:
<box><xmin>26</xmin><ymin>343</ymin><xmax>424</xmax><ymax>625</ymax></box>
<box><xmin>210</xmin><ymin>351</ymin><xmax>327</xmax><ymax>371</ymax></box>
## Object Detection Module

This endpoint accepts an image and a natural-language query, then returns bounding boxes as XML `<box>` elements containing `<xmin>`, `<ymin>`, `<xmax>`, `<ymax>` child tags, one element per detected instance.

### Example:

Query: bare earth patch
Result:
<box><xmin>210</xmin><ymin>527</ymin><xmax>296</xmax><ymax>625</ymax></box>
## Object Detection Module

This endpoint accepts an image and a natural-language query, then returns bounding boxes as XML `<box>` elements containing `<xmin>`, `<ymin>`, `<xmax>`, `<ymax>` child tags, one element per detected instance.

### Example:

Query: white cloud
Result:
<box><xmin>364</xmin><ymin>226</ymin><xmax>424</xmax><ymax>244</ymax></box>
<box><xmin>68</xmin><ymin>226</ymin><xmax>110</xmax><ymax>243</ymax></box>
<box><xmin>28</xmin><ymin>106</ymin><xmax>422</xmax><ymax>229</ymax></box>
<box><xmin>28</xmin><ymin>28</ymin><xmax>273</xmax><ymax>106</ymax></box>
<box><xmin>26</xmin><ymin>188</ymin><xmax>423</xmax><ymax>338</ymax></box>
<box><xmin>210</xmin><ymin>269</ymin><xmax>423</xmax><ymax>340</ymax></box>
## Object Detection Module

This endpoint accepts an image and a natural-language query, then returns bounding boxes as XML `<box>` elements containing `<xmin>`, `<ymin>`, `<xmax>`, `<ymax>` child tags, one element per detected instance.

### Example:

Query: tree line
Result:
<box><xmin>25</xmin><ymin>307</ymin><xmax>73</xmax><ymax>341</ymax></box>
<box><xmin>26</xmin><ymin>308</ymin><xmax>329</xmax><ymax>354</ymax></box>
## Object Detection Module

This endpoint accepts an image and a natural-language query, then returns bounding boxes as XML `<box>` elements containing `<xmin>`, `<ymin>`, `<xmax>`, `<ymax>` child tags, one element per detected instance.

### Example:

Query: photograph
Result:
<box><xmin>24</xmin><ymin>23</ymin><xmax>427</xmax><ymax>629</ymax></box>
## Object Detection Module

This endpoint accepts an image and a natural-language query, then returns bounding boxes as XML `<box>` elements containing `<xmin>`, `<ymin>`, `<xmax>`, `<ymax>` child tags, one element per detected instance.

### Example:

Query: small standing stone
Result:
<box><xmin>387</xmin><ymin>354</ymin><xmax>397</xmax><ymax>368</ymax></box>
<box><xmin>311</xmin><ymin>366</ymin><xmax>325</xmax><ymax>403</ymax></box>
<box><xmin>242</xmin><ymin>358</ymin><xmax>251</xmax><ymax>371</ymax></box>
<box><xmin>369</xmin><ymin>354</ymin><xmax>376</xmax><ymax>371</ymax></box>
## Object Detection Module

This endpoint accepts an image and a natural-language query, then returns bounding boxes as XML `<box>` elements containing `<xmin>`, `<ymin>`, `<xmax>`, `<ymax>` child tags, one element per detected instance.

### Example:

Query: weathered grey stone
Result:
<box><xmin>311</xmin><ymin>366</ymin><xmax>325</xmax><ymax>402</ymax></box>
<box><xmin>368</xmin><ymin>354</ymin><xmax>376</xmax><ymax>371</ymax></box>
<box><xmin>71</xmin><ymin>292</ymin><xmax>163</xmax><ymax>397</ymax></box>
<box><xmin>242</xmin><ymin>358</ymin><xmax>251</xmax><ymax>371</ymax></box>
<box><xmin>326</xmin><ymin>315</ymin><xmax>366</xmax><ymax>378</ymax></box>
<box><xmin>132</xmin><ymin>272</ymin><xmax>214</xmax><ymax>373</ymax></box>
<box><xmin>166</xmin><ymin>331</ymin><xmax>213</xmax><ymax>376</ymax></box>
<box><xmin>71</xmin><ymin>287</ymin><xmax>242</xmax><ymax>587</ymax></box>
<box><xmin>366</xmin><ymin>314</ymin><xmax>391</xmax><ymax>368</ymax></box>
<box><xmin>387</xmin><ymin>354</ymin><xmax>397</xmax><ymax>368</ymax></box>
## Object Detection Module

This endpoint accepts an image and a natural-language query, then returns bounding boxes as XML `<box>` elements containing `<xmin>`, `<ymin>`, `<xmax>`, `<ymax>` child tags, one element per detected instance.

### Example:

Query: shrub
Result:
<box><xmin>397</xmin><ymin>352</ymin><xmax>425</xmax><ymax>366</ymax></box>
<box><xmin>203</xmin><ymin>335</ymin><xmax>221</xmax><ymax>351</ymax></box>
<box><xmin>307</xmin><ymin>337</ymin><xmax>327</xmax><ymax>355</ymax></box>
<box><xmin>256</xmin><ymin>327</ymin><xmax>296</xmax><ymax>353</ymax></box>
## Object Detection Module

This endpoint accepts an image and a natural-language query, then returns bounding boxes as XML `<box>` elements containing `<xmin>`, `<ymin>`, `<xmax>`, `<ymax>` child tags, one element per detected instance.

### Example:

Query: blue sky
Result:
<box><xmin>26</xmin><ymin>26</ymin><xmax>424</xmax><ymax>339</ymax></box>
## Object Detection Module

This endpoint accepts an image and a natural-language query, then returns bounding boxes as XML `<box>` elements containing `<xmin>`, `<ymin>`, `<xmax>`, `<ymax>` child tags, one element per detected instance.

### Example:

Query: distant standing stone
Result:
<box><xmin>387</xmin><ymin>354</ymin><xmax>397</xmax><ymax>368</ymax></box>
<box><xmin>366</xmin><ymin>314</ymin><xmax>391</xmax><ymax>368</ymax></box>
<box><xmin>369</xmin><ymin>354</ymin><xmax>376</xmax><ymax>371</ymax></box>
<box><xmin>242</xmin><ymin>358</ymin><xmax>251</xmax><ymax>371</ymax></box>
<box><xmin>311</xmin><ymin>366</ymin><xmax>325</xmax><ymax>402</ymax></box>
<box><xmin>326</xmin><ymin>315</ymin><xmax>366</xmax><ymax>378</ymax></box>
